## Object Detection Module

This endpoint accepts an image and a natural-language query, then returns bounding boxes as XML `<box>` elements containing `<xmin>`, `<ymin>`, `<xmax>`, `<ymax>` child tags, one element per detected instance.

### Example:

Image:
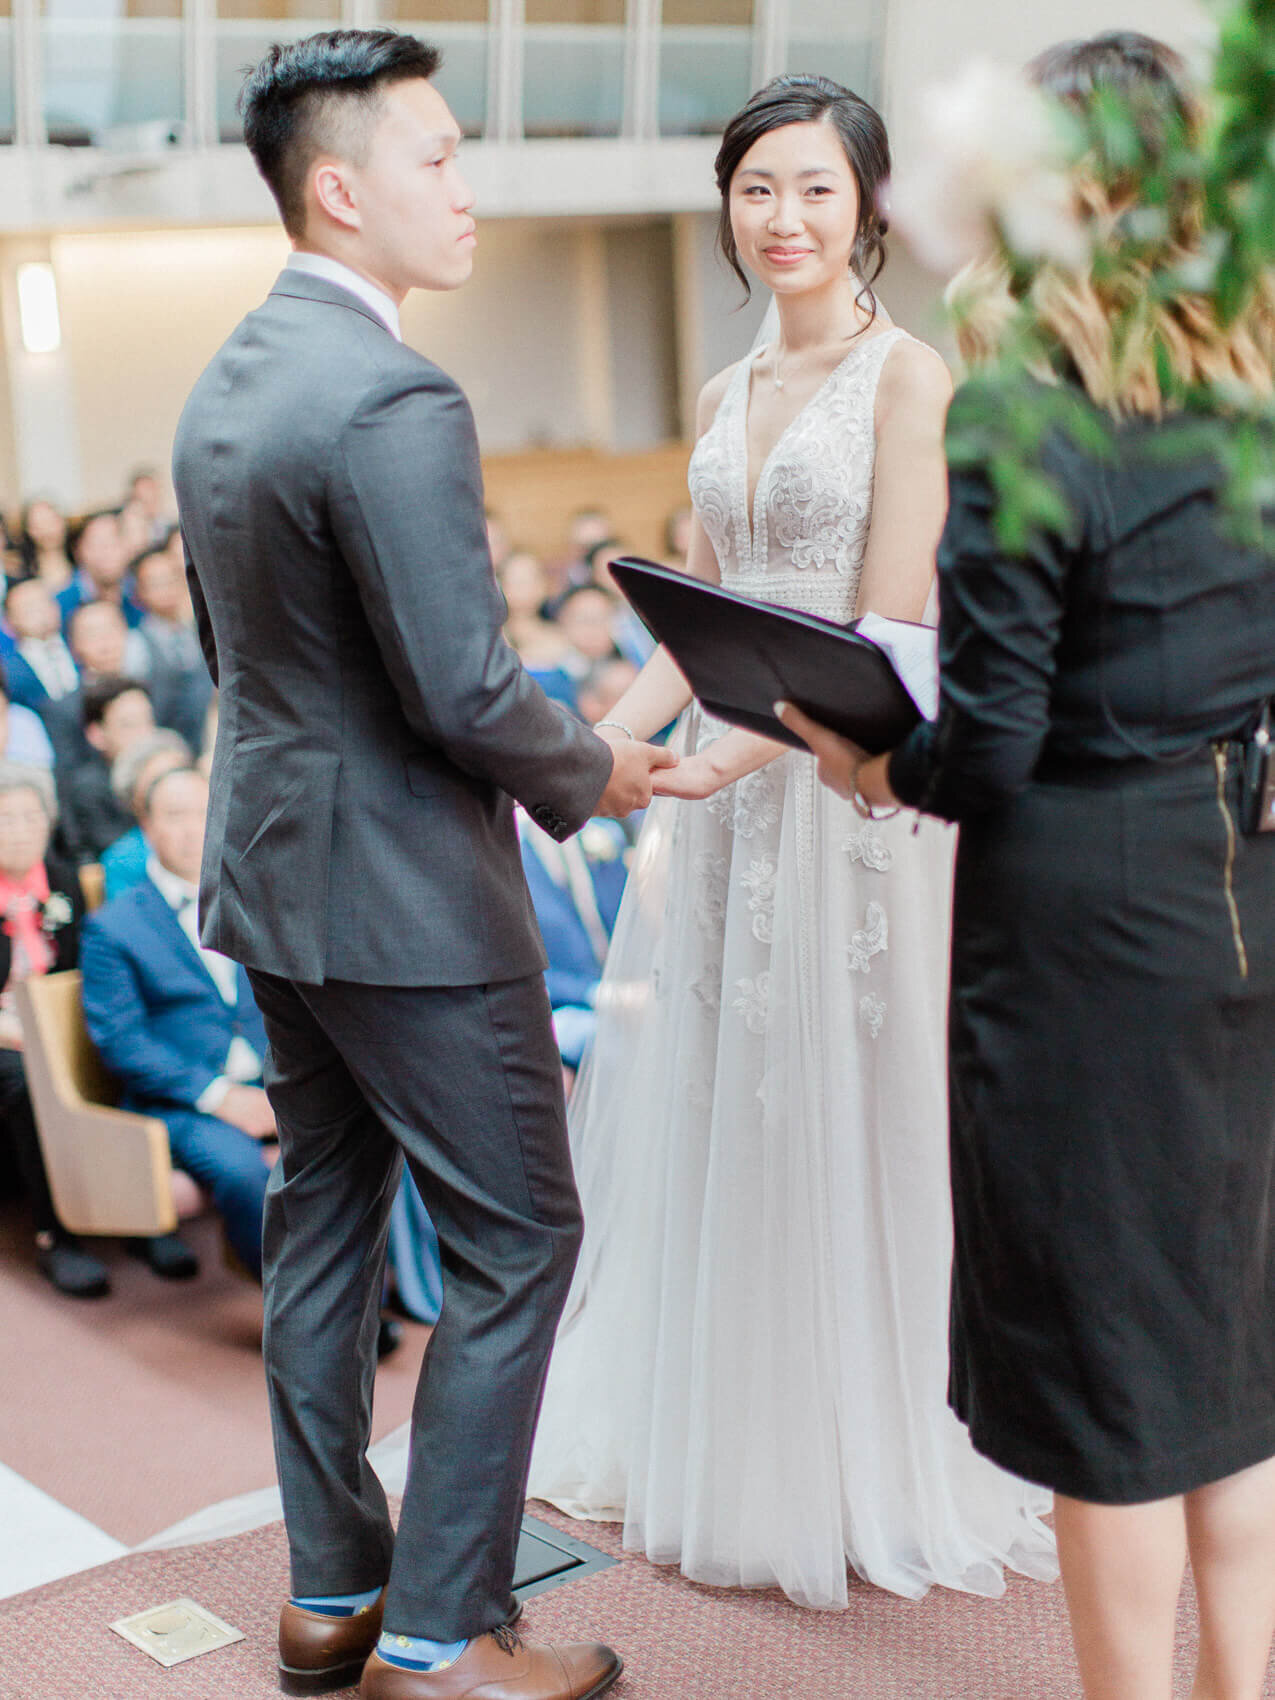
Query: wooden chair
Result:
<box><xmin>15</xmin><ymin>971</ymin><xmax>186</xmax><ymax>1238</ymax></box>
<box><xmin>78</xmin><ymin>864</ymin><xmax>106</xmax><ymax>912</ymax></box>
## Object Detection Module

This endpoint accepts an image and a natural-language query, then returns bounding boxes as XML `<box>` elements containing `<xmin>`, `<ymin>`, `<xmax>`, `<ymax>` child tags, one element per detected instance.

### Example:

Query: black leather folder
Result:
<box><xmin>609</xmin><ymin>556</ymin><xmax>922</xmax><ymax>754</ymax></box>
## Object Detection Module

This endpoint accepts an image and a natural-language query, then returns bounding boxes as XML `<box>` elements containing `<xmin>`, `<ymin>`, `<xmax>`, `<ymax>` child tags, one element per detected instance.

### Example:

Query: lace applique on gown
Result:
<box><xmin>527</xmin><ymin>328</ymin><xmax>1057</xmax><ymax>1606</ymax></box>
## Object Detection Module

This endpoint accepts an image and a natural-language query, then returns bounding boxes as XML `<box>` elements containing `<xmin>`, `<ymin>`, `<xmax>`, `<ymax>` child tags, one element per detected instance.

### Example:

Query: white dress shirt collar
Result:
<box><xmin>285</xmin><ymin>251</ymin><xmax>403</xmax><ymax>341</ymax></box>
<box><xmin>146</xmin><ymin>853</ymin><xmax>197</xmax><ymax>913</ymax></box>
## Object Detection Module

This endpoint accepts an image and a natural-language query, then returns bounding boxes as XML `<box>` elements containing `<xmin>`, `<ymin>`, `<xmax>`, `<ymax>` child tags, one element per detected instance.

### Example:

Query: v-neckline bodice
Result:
<box><xmin>740</xmin><ymin>326</ymin><xmax>901</xmax><ymax>558</ymax></box>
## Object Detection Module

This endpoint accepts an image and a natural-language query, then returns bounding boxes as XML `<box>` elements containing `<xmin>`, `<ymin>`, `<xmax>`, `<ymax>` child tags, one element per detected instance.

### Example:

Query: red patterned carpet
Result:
<box><xmin>0</xmin><ymin>1500</ymin><xmax>1262</xmax><ymax>1700</ymax></box>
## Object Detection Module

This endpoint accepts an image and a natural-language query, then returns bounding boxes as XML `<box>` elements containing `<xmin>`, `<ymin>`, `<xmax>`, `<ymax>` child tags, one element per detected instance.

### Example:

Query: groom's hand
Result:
<box><xmin>594</xmin><ymin>731</ymin><xmax>677</xmax><ymax>817</ymax></box>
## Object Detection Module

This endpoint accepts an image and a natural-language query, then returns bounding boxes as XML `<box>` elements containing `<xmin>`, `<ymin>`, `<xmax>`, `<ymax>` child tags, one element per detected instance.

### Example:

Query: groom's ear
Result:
<box><xmin>311</xmin><ymin>159</ymin><xmax>361</xmax><ymax>234</ymax></box>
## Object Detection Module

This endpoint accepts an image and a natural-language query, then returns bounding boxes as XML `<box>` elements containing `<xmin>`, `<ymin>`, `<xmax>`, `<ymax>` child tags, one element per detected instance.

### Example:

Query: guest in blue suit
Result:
<box><xmin>80</xmin><ymin>765</ymin><xmax>273</xmax><ymax>1277</ymax></box>
<box><xmin>2</xmin><ymin>579</ymin><xmax>79</xmax><ymax>714</ymax></box>
<box><xmin>517</xmin><ymin>810</ymin><xmax>629</xmax><ymax>1070</ymax></box>
<box><xmin>57</xmin><ymin>512</ymin><xmax>144</xmax><ymax>633</ymax></box>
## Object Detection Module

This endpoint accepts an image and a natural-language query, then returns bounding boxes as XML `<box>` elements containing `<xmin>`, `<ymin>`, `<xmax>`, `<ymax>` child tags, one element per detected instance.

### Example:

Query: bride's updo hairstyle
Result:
<box><xmin>714</xmin><ymin>74</ymin><xmax>890</xmax><ymax>310</ymax></box>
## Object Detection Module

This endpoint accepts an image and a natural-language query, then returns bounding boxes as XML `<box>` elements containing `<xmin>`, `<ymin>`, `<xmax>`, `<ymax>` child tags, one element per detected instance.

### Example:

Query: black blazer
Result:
<box><xmin>891</xmin><ymin>391</ymin><xmax>1275</xmax><ymax>818</ymax></box>
<box><xmin>0</xmin><ymin>853</ymin><xmax>85</xmax><ymax>989</ymax></box>
<box><xmin>173</xmin><ymin>268</ymin><xmax>612</xmax><ymax>987</ymax></box>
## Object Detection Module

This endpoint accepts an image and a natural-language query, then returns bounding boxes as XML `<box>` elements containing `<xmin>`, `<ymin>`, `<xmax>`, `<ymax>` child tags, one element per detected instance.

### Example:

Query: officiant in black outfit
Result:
<box><xmin>782</xmin><ymin>31</ymin><xmax>1275</xmax><ymax>1700</ymax></box>
<box><xmin>173</xmin><ymin>30</ymin><xmax>670</xmax><ymax>1700</ymax></box>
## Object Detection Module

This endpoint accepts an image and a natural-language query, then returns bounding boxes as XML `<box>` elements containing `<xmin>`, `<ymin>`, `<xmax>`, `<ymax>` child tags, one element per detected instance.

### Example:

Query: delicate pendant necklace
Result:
<box><xmin>771</xmin><ymin>320</ymin><xmax>872</xmax><ymax>391</ymax></box>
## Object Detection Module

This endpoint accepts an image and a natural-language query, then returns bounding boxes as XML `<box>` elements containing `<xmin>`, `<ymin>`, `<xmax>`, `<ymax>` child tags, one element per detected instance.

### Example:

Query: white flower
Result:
<box><xmin>740</xmin><ymin>855</ymin><xmax>777</xmax><ymax>943</ymax></box>
<box><xmin>844</xmin><ymin>824</ymin><xmax>893</xmax><ymax>873</ymax></box>
<box><xmin>41</xmin><ymin>892</ymin><xmax>74</xmax><ymax>931</ymax></box>
<box><xmin>859</xmin><ymin>994</ymin><xmax>887</xmax><ymax>1039</ymax></box>
<box><xmin>889</xmin><ymin>60</ymin><xmax>1091</xmax><ymax>277</ymax></box>
<box><xmin>731</xmin><ymin>971</ymin><xmax>772</xmax><ymax>1035</ymax></box>
<box><xmin>847</xmin><ymin>902</ymin><xmax>889</xmax><ymax>974</ymax></box>
<box><xmin>579</xmin><ymin>821</ymin><xmax>622</xmax><ymax>862</ymax></box>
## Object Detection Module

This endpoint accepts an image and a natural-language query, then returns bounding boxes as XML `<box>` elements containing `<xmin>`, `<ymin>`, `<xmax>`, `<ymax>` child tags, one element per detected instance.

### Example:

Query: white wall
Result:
<box><xmin>40</xmin><ymin>215</ymin><xmax>687</xmax><ymax>509</ymax></box>
<box><xmin>54</xmin><ymin>226</ymin><xmax>290</xmax><ymax>510</ymax></box>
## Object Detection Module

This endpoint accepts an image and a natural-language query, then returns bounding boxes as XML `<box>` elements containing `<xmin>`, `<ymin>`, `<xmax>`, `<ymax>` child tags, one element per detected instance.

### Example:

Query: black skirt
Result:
<box><xmin>947</xmin><ymin>746</ymin><xmax>1275</xmax><ymax>1503</ymax></box>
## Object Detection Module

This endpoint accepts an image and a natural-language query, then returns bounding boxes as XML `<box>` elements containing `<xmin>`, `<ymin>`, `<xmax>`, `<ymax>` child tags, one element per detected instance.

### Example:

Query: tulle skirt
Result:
<box><xmin>527</xmin><ymin>708</ymin><xmax>1058</xmax><ymax>1607</ymax></box>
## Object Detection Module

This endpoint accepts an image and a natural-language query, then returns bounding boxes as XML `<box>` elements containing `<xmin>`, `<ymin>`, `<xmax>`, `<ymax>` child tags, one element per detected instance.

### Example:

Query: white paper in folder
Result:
<box><xmin>854</xmin><ymin>614</ymin><xmax>940</xmax><ymax>721</ymax></box>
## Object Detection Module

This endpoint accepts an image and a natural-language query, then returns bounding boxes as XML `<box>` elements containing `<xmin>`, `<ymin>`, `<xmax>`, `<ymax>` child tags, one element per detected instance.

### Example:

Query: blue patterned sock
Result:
<box><xmin>377</xmin><ymin>1632</ymin><xmax>469</xmax><ymax>1671</ymax></box>
<box><xmin>290</xmin><ymin>1586</ymin><xmax>383</xmax><ymax>1618</ymax></box>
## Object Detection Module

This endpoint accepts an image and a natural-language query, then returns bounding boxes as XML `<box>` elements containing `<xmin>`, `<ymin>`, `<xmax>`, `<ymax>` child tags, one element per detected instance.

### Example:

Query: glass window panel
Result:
<box><xmin>522</xmin><ymin>30</ymin><xmax>623</xmax><ymax>137</ymax></box>
<box><xmin>659</xmin><ymin>30</ymin><xmax>752</xmax><ymax>136</ymax></box>
<box><xmin>382</xmin><ymin>0</ymin><xmax>487</xmax><ymax>18</ymax></box>
<box><xmin>44</xmin><ymin>2</ymin><xmax>183</xmax><ymax>145</ymax></box>
<box><xmin>380</xmin><ymin>5</ymin><xmax>488</xmax><ymax>134</ymax></box>
<box><xmin>663</xmin><ymin>0</ymin><xmax>750</xmax><ymax>23</ymax></box>
<box><xmin>783</xmin><ymin>35</ymin><xmax>876</xmax><ymax>101</ymax></box>
<box><xmin>216</xmin><ymin>18</ymin><xmax>336</xmax><ymax>139</ymax></box>
<box><xmin>217</xmin><ymin>0</ymin><xmax>339</xmax><ymax>18</ymax></box>
<box><xmin>525</xmin><ymin>0</ymin><xmax>622</xmax><ymax>24</ymax></box>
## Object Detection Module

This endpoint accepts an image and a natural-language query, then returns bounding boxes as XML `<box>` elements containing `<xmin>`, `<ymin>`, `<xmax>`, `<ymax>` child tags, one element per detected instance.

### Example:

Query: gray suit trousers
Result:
<box><xmin>247</xmin><ymin>968</ymin><xmax>582</xmax><ymax>1640</ymax></box>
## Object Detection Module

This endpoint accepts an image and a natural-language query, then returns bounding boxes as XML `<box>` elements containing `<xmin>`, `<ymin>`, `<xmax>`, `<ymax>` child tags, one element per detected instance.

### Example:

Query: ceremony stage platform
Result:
<box><xmin>0</xmin><ymin>1203</ymin><xmax>1267</xmax><ymax>1699</ymax></box>
<box><xmin>0</xmin><ymin>1497</ymin><xmax>1244</xmax><ymax>1700</ymax></box>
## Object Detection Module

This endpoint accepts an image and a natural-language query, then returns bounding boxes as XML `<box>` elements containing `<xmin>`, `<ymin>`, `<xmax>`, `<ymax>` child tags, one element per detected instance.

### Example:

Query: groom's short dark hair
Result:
<box><xmin>240</xmin><ymin>30</ymin><xmax>441</xmax><ymax>239</ymax></box>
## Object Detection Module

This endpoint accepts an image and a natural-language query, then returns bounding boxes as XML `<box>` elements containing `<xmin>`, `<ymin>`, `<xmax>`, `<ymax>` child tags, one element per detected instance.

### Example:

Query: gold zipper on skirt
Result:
<box><xmin>1214</xmin><ymin>745</ymin><xmax>1249</xmax><ymax>980</ymax></box>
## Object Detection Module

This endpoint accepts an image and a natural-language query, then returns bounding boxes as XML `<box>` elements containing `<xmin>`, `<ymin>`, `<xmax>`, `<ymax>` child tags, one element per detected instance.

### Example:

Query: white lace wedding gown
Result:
<box><xmin>527</xmin><ymin>327</ymin><xmax>1058</xmax><ymax>1608</ymax></box>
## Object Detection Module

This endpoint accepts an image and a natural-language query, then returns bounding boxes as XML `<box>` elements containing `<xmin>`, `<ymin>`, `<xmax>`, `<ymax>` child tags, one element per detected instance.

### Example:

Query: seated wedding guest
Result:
<box><xmin>13</xmin><ymin>499</ymin><xmax>74</xmax><ymax>595</ymax></box>
<box><xmin>59</xmin><ymin>511</ymin><xmax>143</xmax><ymax>632</ymax></box>
<box><xmin>101</xmin><ymin>730</ymin><xmax>191</xmax><ymax>900</ymax></box>
<box><xmin>498</xmin><ymin>549</ymin><xmax>577</xmax><ymax>712</ymax></box>
<box><xmin>557</xmin><ymin>584</ymin><xmax>623</xmax><ymax>678</ymax></box>
<box><xmin>2</xmin><ymin>579</ymin><xmax>79</xmax><ymax>712</ymax></box>
<box><xmin>0</xmin><ymin>681</ymin><xmax>55</xmax><ymax>773</ymax></box>
<box><xmin>0</xmin><ymin>763</ymin><xmax>108</xmax><ymax>1296</ymax></box>
<box><xmin>41</xmin><ymin>600</ymin><xmax>159</xmax><ymax>768</ymax></box>
<box><xmin>131</xmin><ymin>546</ymin><xmax>213</xmax><ymax>750</ymax></box>
<box><xmin>80</xmin><ymin>766</ymin><xmax>273</xmax><ymax>1280</ymax></box>
<box><xmin>59</xmin><ymin>678</ymin><xmax>156</xmax><ymax>864</ymax></box>
<box><xmin>661</xmin><ymin>505</ymin><xmax>693</xmax><ymax>572</ymax></box>
<box><xmin>484</xmin><ymin>506</ymin><xmax>511</xmax><ymax>576</ymax></box>
<box><xmin>386</xmin><ymin>1170</ymin><xmax>443</xmax><ymax>1327</ymax></box>
<box><xmin>586</xmin><ymin>539</ymin><xmax>655</xmax><ymax>665</ymax></box>
<box><xmin>126</xmin><ymin>468</ymin><xmax>173</xmax><ymax>548</ymax></box>
<box><xmin>197</xmin><ymin>693</ymin><xmax>217</xmax><ymax>777</ymax></box>
<box><xmin>117</xmin><ymin>499</ymin><xmax>152</xmax><ymax>569</ymax></box>
<box><xmin>564</xmin><ymin>505</ymin><xmax>613</xmax><ymax>585</ymax></box>
<box><xmin>576</xmin><ymin>657</ymin><xmax>639</xmax><ymax>730</ymax></box>
<box><xmin>517</xmin><ymin>808</ymin><xmax>628</xmax><ymax>1072</ymax></box>
<box><xmin>781</xmin><ymin>32</ymin><xmax>1275</xmax><ymax>1700</ymax></box>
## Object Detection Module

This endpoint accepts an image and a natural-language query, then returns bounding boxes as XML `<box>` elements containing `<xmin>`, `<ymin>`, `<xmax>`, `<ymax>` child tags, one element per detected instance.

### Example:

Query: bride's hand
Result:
<box><xmin>651</xmin><ymin>751</ymin><xmax>726</xmax><ymax>801</ymax></box>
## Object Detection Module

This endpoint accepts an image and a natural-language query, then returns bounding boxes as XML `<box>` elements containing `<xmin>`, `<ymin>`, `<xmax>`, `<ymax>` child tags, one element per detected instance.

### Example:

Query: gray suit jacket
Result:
<box><xmin>172</xmin><ymin>269</ymin><xmax>613</xmax><ymax>987</ymax></box>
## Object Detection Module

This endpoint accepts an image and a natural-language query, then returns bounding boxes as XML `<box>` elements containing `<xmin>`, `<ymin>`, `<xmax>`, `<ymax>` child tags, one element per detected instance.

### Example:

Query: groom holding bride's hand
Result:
<box><xmin>174</xmin><ymin>30</ymin><xmax>668</xmax><ymax>1700</ymax></box>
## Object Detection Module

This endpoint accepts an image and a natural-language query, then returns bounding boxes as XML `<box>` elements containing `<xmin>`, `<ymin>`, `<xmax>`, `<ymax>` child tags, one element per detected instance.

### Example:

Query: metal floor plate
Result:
<box><xmin>513</xmin><ymin>1516</ymin><xmax>617</xmax><ymax>1600</ymax></box>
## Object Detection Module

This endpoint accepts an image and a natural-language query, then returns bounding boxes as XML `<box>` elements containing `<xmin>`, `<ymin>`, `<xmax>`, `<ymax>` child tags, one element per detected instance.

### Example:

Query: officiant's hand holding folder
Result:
<box><xmin>609</xmin><ymin>558</ymin><xmax>939</xmax><ymax>755</ymax></box>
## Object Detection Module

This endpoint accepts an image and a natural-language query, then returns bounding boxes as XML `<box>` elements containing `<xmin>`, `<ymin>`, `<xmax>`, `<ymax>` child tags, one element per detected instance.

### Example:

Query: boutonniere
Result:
<box><xmin>578</xmin><ymin>822</ymin><xmax>622</xmax><ymax>863</ymax></box>
<box><xmin>41</xmin><ymin>892</ymin><xmax>74</xmax><ymax>933</ymax></box>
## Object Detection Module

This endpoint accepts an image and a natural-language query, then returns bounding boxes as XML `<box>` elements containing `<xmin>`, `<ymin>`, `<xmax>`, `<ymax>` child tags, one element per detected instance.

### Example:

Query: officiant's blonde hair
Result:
<box><xmin>949</xmin><ymin>31</ymin><xmax>1275</xmax><ymax>417</ymax></box>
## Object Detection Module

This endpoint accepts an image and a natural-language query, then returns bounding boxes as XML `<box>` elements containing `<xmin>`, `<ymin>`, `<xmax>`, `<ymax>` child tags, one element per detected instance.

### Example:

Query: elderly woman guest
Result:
<box><xmin>782</xmin><ymin>32</ymin><xmax>1275</xmax><ymax>1700</ymax></box>
<box><xmin>0</xmin><ymin>764</ymin><xmax>102</xmax><ymax>1294</ymax></box>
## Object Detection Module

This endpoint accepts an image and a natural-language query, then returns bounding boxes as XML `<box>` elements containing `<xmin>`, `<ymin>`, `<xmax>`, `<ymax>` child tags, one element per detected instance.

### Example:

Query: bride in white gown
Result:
<box><xmin>528</xmin><ymin>73</ymin><xmax>1057</xmax><ymax>1609</ymax></box>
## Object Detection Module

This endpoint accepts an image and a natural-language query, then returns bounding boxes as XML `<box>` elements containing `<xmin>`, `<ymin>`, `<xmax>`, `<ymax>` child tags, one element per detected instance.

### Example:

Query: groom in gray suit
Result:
<box><xmin>173</xmin><ymin>31</ymin><xmax>669</xmax><ymax>1700</ymax></box>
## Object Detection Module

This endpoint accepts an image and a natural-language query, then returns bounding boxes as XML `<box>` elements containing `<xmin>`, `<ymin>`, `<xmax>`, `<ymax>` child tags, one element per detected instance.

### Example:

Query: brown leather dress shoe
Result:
<box><xmin>359</xmin><ymin>1627</ymin><xmax>622</xmax><ymax>1700</ymax></box>
<box><xmin>278</xmin><ymin>1593</ymin><xmax>386</xmax><ymax>1695</ymax></box>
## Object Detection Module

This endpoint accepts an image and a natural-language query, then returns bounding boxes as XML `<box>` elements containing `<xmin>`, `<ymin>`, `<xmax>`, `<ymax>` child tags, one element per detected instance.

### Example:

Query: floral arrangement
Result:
<box><xmin>890</xmin><ymin>2</ymin><xmax>1275</xmax><ymax>551</ymax></box>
